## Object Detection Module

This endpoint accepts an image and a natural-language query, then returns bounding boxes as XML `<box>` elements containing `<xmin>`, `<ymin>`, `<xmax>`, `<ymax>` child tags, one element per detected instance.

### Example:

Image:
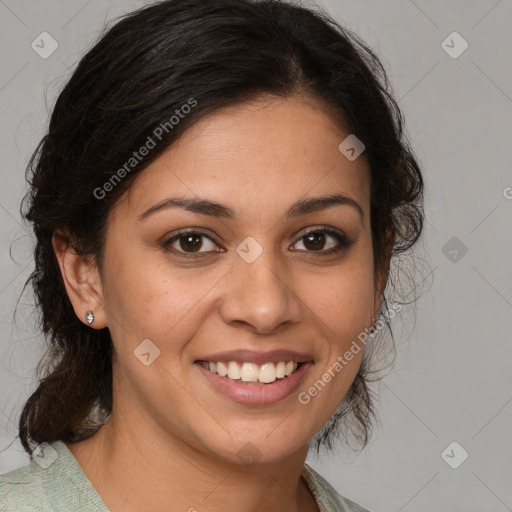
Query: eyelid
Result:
<box><xmin>162</xmin><ymin>227</ymin><xmax>220</xmax><ymax>250</ymax></box>
<box><xmin>293</xmin><ymin>224</ymin><xmax>348</xmax><ymax>241</ymax></box>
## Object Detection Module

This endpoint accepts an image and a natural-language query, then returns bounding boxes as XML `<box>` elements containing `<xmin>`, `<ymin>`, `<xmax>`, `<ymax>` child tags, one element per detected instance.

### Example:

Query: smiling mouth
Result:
<box><xmin>197</xmin><ymin>360</ymin><xmax>305</xmax><ymax>385</ymax></box>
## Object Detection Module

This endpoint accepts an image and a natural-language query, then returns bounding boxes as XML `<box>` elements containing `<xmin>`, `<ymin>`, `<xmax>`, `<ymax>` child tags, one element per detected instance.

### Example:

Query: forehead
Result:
<box><xmin>117</xmin><ymin>95</ymin><xmax>371</xmax><ymax>224</ymax></box>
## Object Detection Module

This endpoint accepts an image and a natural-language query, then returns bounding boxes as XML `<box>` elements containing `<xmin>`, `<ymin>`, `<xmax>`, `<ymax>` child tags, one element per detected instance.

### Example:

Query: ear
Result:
<box><xmin>373</xmin><ymin>229</ymin><xmax>394</xmax><ymax>321</ymax></box>
<box><xmin>52</xmin><ymin>230</ymin><xmax>107</xmax><ymax>329</ymax></box>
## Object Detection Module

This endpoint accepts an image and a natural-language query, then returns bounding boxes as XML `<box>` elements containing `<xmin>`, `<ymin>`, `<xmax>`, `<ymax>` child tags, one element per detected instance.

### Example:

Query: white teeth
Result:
<box><xmin>240</xmin><ymin>363</ymin><xmax>259</xmax><ymax>382</ymax></box>
<box><xmin>217</xmin><ymin>362</ymin><xmax>228</xmax><ymax>377</ymax></box>
<box><xmin>202</xmin><ymin>360</ymin><xmax>302</xmax><ymax>384</ymax></box>
<box><xmin>227</xmin><ymin>361</ymin><xmax>241</xmax><ymax>380</ymax></box>
<box><xmin>259</xmin><ymin>363</ymin><xmax>277</xmax><ymax>383</ymax></box>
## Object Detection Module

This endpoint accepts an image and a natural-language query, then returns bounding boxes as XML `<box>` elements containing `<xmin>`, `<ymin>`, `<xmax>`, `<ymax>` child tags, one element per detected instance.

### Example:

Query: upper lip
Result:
<box><xmin>196</xmin><ymin>349</ymin><xmax>314</xmax><ymax>365</ymax></box>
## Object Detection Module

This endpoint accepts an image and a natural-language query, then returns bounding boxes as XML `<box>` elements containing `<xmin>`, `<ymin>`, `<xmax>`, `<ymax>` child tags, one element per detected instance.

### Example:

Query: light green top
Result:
<box><xmin>0</xmin><ymin>441</ymin><xmax>371</xmax><ymax>511</ymax></box>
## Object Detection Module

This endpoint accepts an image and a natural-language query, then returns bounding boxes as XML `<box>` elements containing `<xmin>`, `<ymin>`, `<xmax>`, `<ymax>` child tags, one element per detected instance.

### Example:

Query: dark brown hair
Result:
<box><xmin>17</xmin><ymin>0</ymin><xmax>424</xmax><ymax>457</ymax></box>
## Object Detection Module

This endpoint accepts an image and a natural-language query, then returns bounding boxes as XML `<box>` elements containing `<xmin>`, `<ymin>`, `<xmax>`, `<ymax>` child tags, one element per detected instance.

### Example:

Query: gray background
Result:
<box><xmin>1</xmin><ymin>1</ymin><xmax>511</xmax><ymax>511</ymax></box>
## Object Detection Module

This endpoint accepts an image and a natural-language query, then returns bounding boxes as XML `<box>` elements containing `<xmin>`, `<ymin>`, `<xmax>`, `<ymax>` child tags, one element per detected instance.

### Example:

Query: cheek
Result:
<box><xmin>298</xmin><ymin>239</ymin><xmax>374</xmax><ymax>411</ymax></box>
<box><xmin>306</xmin><ymin>247</ymin><xmax>376</xmax><ymax>343</ymax></box>
<box><xmin>102</xmin><ymin>247</ymin><xmax>218</xmax><ymax>343</ymax></box>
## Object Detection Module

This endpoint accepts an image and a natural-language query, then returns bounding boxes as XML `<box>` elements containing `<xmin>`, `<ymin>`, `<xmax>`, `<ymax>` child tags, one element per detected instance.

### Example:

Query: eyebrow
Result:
<box><xmin>138</xmin><ymin>193</ymin><xmax>364</xmax><ymax>222</ymax></box>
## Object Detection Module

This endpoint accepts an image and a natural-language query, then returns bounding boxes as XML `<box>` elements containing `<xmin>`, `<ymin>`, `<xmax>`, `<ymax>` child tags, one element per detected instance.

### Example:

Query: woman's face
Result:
<box><xmin>98</xmin><ymin>95</ymin><xmax>385</xmax><ymax>464</ymax></box>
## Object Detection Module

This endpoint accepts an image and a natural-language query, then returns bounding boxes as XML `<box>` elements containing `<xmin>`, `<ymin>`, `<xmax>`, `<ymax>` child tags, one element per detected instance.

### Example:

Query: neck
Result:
<box><xmin>65</xmin><ymin>413</ymin><xmax>318</xmax><ymax>512</ymax></box>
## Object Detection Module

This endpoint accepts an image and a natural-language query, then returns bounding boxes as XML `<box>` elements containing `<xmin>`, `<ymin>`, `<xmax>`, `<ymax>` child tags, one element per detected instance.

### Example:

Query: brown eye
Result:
<box><xmin>162</xmin><ymin>230</ymin><xmax>220</xmax><ymax>257</ymax></box>
<box><xmin>178</xmin><ymin>234</ymin><xmax>203</xmax><ymax>252</ymax></box>
<box><xmin>162</xmin><ymin>226</ymin><xmax>353</xmax><ymax>260</ymax></box>
<box><xmin>292</xmin><ymin>228</ymin><xmax>353</xmax><ymax>255</ymax></box>
<box><xmin>303</xmin><ymin>232</ymin><xmax>327</xmax><ymax>251</ymax></box>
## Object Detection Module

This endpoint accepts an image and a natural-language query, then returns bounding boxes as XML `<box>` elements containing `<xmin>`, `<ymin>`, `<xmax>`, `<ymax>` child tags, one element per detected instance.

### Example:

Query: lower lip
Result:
<box><xmin>195</xmin><ymin>362</ymin><xmax>313</xmax><ymax>405</ymax></box>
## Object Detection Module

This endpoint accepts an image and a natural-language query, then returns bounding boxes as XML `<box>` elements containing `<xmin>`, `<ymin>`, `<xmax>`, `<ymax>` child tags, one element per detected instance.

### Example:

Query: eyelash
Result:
<box><xmin>161</xmin><ymin>226</ymin><xmax>354</xmax><ymax>259</ymax></box>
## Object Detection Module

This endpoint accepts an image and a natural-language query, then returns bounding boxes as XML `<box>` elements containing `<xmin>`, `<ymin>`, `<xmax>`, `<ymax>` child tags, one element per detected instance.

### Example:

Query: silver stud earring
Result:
<box><xmin>85</xmin><ymin>310</ymin><xmax>94</xmax><ymax>325</ymax></box>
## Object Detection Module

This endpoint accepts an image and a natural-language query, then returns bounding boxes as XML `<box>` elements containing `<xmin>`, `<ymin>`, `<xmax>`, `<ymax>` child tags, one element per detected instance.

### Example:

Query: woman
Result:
<box><xmin>0</xmin><ymin>0</ymin><xmax>424</xmax><ymax>510</ymax></box>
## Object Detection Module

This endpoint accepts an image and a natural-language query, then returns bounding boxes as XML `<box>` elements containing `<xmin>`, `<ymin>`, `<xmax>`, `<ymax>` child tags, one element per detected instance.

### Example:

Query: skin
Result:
<box><xmin>53</xmin><ymin>94</ymin><xmax>391</xmax><ymax>512</ymax></box>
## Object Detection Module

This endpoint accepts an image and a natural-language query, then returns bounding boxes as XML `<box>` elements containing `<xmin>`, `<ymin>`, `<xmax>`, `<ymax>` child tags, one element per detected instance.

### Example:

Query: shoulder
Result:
<box><xmin>302</xmin><ymin>462</ymin><xmax>373</xmax><ymax>512</ymax></box>
<box><xmin>0</xmin><ymin>441</ymin><xmax>108</xmax><ymax>512</ymax></box>
<box><xmin>0</xmin><ymin>457</ymin><xmax>44</xmax><ymax>512</ymax></box>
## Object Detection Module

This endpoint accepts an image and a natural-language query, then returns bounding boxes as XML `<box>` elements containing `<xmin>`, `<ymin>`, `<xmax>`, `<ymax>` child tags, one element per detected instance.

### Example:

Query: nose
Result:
<box><xmin>219</xmin><ymin>247</ymin><xmax>302</xmax><ymax>334</ymax></box>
